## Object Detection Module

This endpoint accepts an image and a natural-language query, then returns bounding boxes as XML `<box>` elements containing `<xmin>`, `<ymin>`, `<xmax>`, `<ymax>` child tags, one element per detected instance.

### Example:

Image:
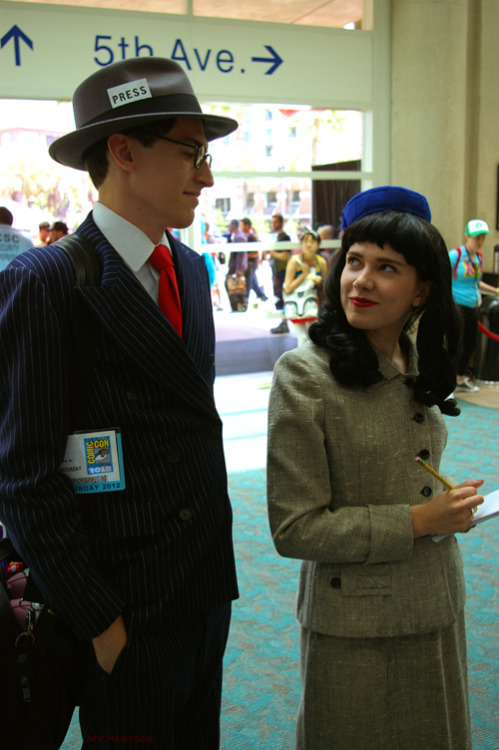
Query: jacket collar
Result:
<box><xmin>73</xmin><ymin>213</ymin><xmax>218</xmax><ymax>418</ymax></box>
<box><xmin>371</xmin><ymin>334</ymin><xmax>418</xmax><ymax>387</ymax></box>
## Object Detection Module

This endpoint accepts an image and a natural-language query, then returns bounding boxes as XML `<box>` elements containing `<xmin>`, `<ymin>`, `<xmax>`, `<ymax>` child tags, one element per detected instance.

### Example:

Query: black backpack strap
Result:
<box><xmin>52</xmin><ymin>233</ymin><xmax>102</xmax><ymax>287</ymax></box>
<box><xmin>53</xmin><ymin>233</ymin><xmax>103</xmax><ymax>429</ymax></box>
<box><xmin>0</xmin><ymin>236</ymin><xmax>104</xmax><ymax>623</ymax></box>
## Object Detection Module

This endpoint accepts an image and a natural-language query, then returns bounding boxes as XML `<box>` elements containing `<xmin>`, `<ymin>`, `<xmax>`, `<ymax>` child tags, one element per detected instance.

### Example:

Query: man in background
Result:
<box><xmin>0</xmin><ymin>206</ymin><xmax>33</xmax><ymax>270</ymax></box>
<box><xmin>37</xmin><ymin>220</ymin><xmax>51</xmax><ymax>246</ymax></box>
<box><xmin>225</xmin><ymin>219</ymin><xmax>248</xmax><ymax>311</ymax></box>
<box><xmin>240</xmin><ymin>217</ymin><xmax>267</xmax><ymax>304</ymax></box>
<box><xmin>268</xmin><ymin>213</ymin><xmax>292</xmax><ymax>334</ymax></box>
<box><xmin>49</xmin><ymin>220</ymin><xmax>69</xmax><ymax>242</ymax></box>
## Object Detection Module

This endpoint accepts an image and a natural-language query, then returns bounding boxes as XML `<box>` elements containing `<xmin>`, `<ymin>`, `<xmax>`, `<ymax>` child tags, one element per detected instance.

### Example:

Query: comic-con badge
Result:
<box><xmin>60</xmin><ymin>429</ymin><xmax>125</xmax><ymax>494</ymax></box>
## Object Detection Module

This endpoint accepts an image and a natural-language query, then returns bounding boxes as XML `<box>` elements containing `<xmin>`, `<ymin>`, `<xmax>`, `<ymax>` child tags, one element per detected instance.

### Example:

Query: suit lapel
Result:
<box><xmin>73</xmin><ymin>215</ymin><xmax>217</xmax><ymax>418</ymax></box>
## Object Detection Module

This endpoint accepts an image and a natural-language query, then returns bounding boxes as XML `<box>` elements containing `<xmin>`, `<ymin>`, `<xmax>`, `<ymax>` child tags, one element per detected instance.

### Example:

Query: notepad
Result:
<box><xmin>432</xmin><ymin>488</ymin><xmax>499</xmax><ymax>542</ymax></box>
<box><xmin>473</xmin><ymin>489</ymin><xmax>499</xmax><ymax>525</ymax></box>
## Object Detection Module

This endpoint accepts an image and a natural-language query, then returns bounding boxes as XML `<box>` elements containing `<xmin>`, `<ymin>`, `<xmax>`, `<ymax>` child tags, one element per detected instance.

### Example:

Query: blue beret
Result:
<box><xmin>341</xmin><ymin>186</ymin><xmax>431</xmax><ymax>229</ymax></box>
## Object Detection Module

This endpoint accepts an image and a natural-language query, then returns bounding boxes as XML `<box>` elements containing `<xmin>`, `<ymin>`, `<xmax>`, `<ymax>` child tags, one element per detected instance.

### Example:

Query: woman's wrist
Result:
<box><xmin>410</xmin><ymin>504</ymin><xmax>429</xmax><ymax>539</ymax></box>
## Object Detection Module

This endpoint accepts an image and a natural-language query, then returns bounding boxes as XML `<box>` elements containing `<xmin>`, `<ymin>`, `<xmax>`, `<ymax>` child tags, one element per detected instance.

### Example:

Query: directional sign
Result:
<box><xmin>0</xmin><ymin>2</ymin><xmax>373</xmax><ymax>108</ymax></box>
<box><xmin>251</xmin><ymin>45</ymin><xmax>283</xmax><ymax>75</ymax></box>
<box><xmin>1</xmin><ymin>24</ymin><xmax>33</xmax><ymax>66</ymax></box>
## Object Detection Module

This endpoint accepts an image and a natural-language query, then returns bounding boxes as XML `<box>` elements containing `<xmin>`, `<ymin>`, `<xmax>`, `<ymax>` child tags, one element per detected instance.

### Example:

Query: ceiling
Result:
<box><xmin>4</xmin><ymin>0</ymin><xmax>363</xmax><ymax>28</ymax></box>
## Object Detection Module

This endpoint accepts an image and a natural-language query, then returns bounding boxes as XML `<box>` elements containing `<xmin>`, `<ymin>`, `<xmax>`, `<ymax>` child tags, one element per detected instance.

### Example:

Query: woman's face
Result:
<box><xmin>301</xmin><ymin>234</ymin><xmax>320</xmax><ymax>258</ymax></box>
<box><xmin>340</xmin><ymin>241</ymin><xmax>429</xmax><ymax>344</ymax></box>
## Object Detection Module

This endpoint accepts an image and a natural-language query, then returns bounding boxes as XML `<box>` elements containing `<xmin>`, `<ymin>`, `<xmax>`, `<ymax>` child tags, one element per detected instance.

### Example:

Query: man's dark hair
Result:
<box><xmin>52</xmin><ymin>221</ymin><xmax>68</xmax><ymax>234</ymax></box>
<box><xmin>310</xmin><ymin>210</ymin><xmax>461</xmax><ymax>416</ymax></box>
<box><xmin>241</xmin><ymin>217</ymin><xmax>252</xmax><ymax>228</ymax></box>
<box><xmin>0</xmin><ymin>207</ymin><xmax>13</xmax><ymax>226</ymax></box>
<box><xmin>83</xmin><ymin>118</ymin><xmax>176</xmax><ymax>188</ymax></box>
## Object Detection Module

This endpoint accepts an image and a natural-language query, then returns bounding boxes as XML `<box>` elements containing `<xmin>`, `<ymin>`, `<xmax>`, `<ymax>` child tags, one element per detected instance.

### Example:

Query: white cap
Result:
<box><xmin>465</xmin><ymin>219</ymin><xmax>490</xmax><ymax>237</ymax></box>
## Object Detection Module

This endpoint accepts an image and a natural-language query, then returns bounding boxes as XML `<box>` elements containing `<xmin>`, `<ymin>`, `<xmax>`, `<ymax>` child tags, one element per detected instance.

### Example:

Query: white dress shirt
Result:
<box><xmin>92</xmin><ymin>202</ymin><xmax>172</xmax><ymax>303</ymax></box>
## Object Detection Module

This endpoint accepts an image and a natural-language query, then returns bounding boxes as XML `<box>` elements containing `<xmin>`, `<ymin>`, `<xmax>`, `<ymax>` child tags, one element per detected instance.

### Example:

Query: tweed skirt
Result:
<box><xmin>297</xmin><ymin>612</ymin><xmax>471</xmax><ymax>750</ymax></box>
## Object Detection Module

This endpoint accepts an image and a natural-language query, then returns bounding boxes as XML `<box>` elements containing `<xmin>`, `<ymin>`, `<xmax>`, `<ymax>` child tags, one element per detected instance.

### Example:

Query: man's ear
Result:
<box><xmin>107</xmin><ymin>133</ymin><xmax>135</xmax><ymax>172</ymax></box>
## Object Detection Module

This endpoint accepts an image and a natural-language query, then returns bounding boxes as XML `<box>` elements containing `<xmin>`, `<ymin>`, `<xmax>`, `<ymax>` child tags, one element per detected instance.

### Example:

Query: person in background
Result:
<box><xmin>240</xmin><ymin>217</ymin><xmax>268</xmax><ymax>304</ymax></box>
<box><xmin>282</xmin><ymin>229</ymin><xmax>327</xmax><ymax>346</ymax></box>
<box><xmin>0</xmin><ymin>56</ymin><xmax>238</xmax><ymax>748</ymax></box>
<box><xmin>0</xmin><ymin>206</ymin><xmax>33</xmax><ymax>270</ymax></box>
<box><xmin>49</xmin><ymin>220</ymin><xmax>69</xmax><ymax>243</ymax></box>
<box><xmin>202</xmin><ymin>220</ymin><xmax>223</xmax><ymax>310</ymax></box>
<box><xmin>267</xmin><ymin>186</ymin><xmax>483</xmax><ymax>750</ymax></box>
<box><xmin>226</xmin><ymin>218</ymin><xmax>246</xmax><ymax>244</ymax></box>
<box><xmin>449</xmin><ymin>219</ymin><xmax>499</xmax><ymax>392</ymax></box>
<box><xmin>37</xmin><ymin>220</ymin><xmax>51</xmax><ymax>246</ymax></box>
<box><xmin>269</xmin><ymin>213</ymin><xmax>292</xmax><ymax>334</ymax></box>
<box><xmin>202</xmin><ymin>219</ymin><xmax>216</xmax><ymax>245</ymax></box>
<box><xmin>225</xmin><ymin>219</ymin><xmax>248</xmax><ymax>311</ymax></box>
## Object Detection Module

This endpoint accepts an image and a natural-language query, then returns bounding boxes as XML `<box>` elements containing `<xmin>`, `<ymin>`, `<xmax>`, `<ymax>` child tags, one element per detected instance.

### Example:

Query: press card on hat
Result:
<box><xmin>108</xmin><ymin>79</ymin><xmax>152</xmax><ymax>109</ymax></box>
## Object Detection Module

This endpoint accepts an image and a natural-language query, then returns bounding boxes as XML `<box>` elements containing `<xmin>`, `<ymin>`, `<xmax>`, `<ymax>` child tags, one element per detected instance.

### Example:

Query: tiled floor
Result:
<box><xmin>457</xmin><ymin>383</ymin><xmax>499</xmax><ymax>410</ymax></box>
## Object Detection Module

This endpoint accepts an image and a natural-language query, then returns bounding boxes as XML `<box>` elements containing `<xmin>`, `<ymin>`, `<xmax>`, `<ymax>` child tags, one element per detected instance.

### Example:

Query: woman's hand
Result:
<box><xmin>411</xmin><ymin>480</ymin><xmax>484</xmax><ymax>538</ymax></box>
<box><xmin>307</xmin><ymin>272</ymin><xmax>322</xmax><ymax>286</ymax></box>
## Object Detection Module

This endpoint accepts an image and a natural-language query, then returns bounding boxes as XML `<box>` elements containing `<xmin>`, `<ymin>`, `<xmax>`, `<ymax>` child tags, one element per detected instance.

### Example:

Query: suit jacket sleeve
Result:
<box><xmin>0</xmin><ymin>255</ymin><xmax>124</xmax><ymax>639</ymax></box>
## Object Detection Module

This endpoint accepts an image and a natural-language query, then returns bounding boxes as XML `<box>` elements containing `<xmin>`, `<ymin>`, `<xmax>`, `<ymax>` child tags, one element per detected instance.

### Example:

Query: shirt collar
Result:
<box><xmin>92</xmin><ymin>202</ymin><xmax>171</xmax><ymax>272</ymax></box>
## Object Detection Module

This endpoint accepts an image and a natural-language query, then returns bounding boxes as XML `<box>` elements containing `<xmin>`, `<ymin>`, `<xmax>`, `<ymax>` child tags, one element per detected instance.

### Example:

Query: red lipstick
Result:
<box><xmin>350</xmin><ymin>297</ymin><xmax>377</xmax><ymax>308</ymax></box>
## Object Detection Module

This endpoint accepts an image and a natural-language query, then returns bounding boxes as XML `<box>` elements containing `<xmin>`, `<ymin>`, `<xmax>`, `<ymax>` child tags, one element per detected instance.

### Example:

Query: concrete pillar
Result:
<box><xmin>474</xmin><ymin>0</ymin><xmax>499</xmax><ymax>269</ymax></box>
<box><xmin>391</xmin><ymin>0</ymin><xmax>469</xmax><ymax>247</ymax></box>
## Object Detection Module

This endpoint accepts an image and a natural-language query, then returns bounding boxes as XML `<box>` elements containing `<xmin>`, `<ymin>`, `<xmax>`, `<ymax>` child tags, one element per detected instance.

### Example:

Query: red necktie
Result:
<box><xmin>149</xmin><ymin>244</ymin><xmax>183</xmax><ymax>337</ymax></box>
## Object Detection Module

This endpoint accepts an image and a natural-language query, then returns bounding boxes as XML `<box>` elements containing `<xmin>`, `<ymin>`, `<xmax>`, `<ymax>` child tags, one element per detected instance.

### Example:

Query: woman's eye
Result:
<box><xmin>381</xmin><ymin>263</ymin><xmax>396</xmax><ymax>272</ymax></box>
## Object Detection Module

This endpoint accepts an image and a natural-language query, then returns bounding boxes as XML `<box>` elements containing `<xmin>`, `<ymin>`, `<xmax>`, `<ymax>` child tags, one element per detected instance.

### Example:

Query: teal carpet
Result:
<box><xmin>62</xmin><ymin>398</ymin><xmax>498</xmax><ymax>749</ymax></box>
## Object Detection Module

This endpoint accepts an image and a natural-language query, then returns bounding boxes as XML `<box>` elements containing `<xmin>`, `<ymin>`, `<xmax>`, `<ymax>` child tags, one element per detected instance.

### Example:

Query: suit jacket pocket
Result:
<box><xmin>340</xmin><ymin>563</ymin><xmax>392</xmax><ymax>596</ymax></box>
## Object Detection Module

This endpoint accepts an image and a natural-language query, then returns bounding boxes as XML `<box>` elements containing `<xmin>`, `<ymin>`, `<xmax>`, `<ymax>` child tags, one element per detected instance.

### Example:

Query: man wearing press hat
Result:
<box><xmin>0</xmin><ymin>57</ymin><xmax>238</xmax><ymax>747</ymax></box>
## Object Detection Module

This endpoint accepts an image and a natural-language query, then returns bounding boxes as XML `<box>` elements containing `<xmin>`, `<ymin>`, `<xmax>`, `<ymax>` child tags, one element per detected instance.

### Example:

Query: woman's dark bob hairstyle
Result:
<box><xmin>309</xmin><ymin>210</ymin><xmax>461</xmax><ymax>416</ymax></box>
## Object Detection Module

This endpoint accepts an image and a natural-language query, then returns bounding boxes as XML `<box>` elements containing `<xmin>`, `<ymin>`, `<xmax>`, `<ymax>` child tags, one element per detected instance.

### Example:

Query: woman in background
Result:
<box><xmin>283</xmin><ymin>229</ymin><xmax>327</xmax><ymax>346</ymax></box>
<box><xmin>449</xmin><ymin>219</ymin><xmax>499</xmax><ymax>392</ymax></box>
<box><xmin>267</xmin><ymin>186</ymin><xmax>484</xmax><ymax>750</ymax></box>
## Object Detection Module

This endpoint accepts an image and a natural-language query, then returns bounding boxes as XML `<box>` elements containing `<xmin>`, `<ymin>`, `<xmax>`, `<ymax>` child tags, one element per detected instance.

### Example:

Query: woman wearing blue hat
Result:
<box><xmin>449</xmin><ymin>219</ymin><xmax>499</xmax><ymax>392</ymax></box>
<box><xmin>267</xmin><ymin>186</ymin><xmax>484</xmax><ymax>750</ymax></box>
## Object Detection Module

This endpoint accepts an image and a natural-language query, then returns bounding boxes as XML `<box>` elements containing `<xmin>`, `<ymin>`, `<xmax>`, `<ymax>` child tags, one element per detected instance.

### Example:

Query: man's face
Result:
<box><xmin>271</xmin><ymin>216</ymin><xmax>282</xmax><ymax>232</ymax></box>
<box><xmin>127</xmin><ymin>116</ymin><xmax>214</xmax><ymax>238</ymax></box>
<box><xmin>39</xmin><ymin>227</ymin><xmax>50</xmax><ymax>244</ymax></box>
<box><xmin>50</xmin><ymin>229</ymin><xmax>64</xmax><ymax>243</ymax></box>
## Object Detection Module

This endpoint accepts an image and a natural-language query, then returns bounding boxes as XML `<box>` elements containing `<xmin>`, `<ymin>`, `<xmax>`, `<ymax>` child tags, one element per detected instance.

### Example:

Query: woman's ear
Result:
<box><xmin>413</xmin><ymin>280</ymin><xmax>432</xmax><ymax>308</ymax></box>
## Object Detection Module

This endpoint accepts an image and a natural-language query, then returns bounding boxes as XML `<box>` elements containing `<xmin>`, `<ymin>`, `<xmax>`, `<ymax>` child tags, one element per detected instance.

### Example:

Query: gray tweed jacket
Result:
<box><xmin>267</xmin><ymin>340</ymin><xmax>465</xmax><ymax>638</ymax></box>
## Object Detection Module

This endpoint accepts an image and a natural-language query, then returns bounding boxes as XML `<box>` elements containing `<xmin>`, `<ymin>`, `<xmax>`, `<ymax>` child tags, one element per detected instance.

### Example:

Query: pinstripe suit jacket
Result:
<box><xmin>0</xmin><ymin>213</ymin><xmax>238</xmax><ymax>639</ymax></box>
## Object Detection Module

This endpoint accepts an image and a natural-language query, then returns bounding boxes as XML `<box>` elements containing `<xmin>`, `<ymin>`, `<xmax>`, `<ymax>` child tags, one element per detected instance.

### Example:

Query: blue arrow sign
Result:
<box><xmin>1</xmin><ymin>25</ymin><xmax>33</xmax><ymax>67</ymax></box>
<box><xmin>251</xmin><ymin>45</ymin><xmax>283</xmax><ymax>75</ymax></box>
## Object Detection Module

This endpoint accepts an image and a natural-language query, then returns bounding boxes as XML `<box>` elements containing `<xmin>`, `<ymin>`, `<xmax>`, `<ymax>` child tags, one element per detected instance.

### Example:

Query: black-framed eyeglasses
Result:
<box><xmin>153</xmin><ymin>134</ymin><xmax>212</xmax><ymax>169</ymax></box>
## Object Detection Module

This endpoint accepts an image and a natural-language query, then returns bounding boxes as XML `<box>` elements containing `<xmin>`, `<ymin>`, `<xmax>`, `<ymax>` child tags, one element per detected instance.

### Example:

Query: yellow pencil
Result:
<box><xmin>415</xmin><ymin>456</ymin><xmax>454</xmax><ymax>490</ymax></box>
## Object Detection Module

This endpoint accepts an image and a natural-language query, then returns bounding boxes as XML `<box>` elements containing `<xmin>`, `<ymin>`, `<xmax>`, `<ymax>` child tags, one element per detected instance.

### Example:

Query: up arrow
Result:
<box><xmin>251</xmin><ymin>45</ymin><xmax>283</xmax><ymax>75</ymax></box>
<box><xmin>1</xmin><ymin>25</ymin><xmax>33</xmax><ymax>67</ymax></box>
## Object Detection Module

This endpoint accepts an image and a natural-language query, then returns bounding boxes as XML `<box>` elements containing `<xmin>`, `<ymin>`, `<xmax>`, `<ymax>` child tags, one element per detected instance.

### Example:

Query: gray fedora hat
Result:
<box><xmin>49</xmin><ymin>57</ymin><xmax>238</xmax><ymax>170</ymax></box>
